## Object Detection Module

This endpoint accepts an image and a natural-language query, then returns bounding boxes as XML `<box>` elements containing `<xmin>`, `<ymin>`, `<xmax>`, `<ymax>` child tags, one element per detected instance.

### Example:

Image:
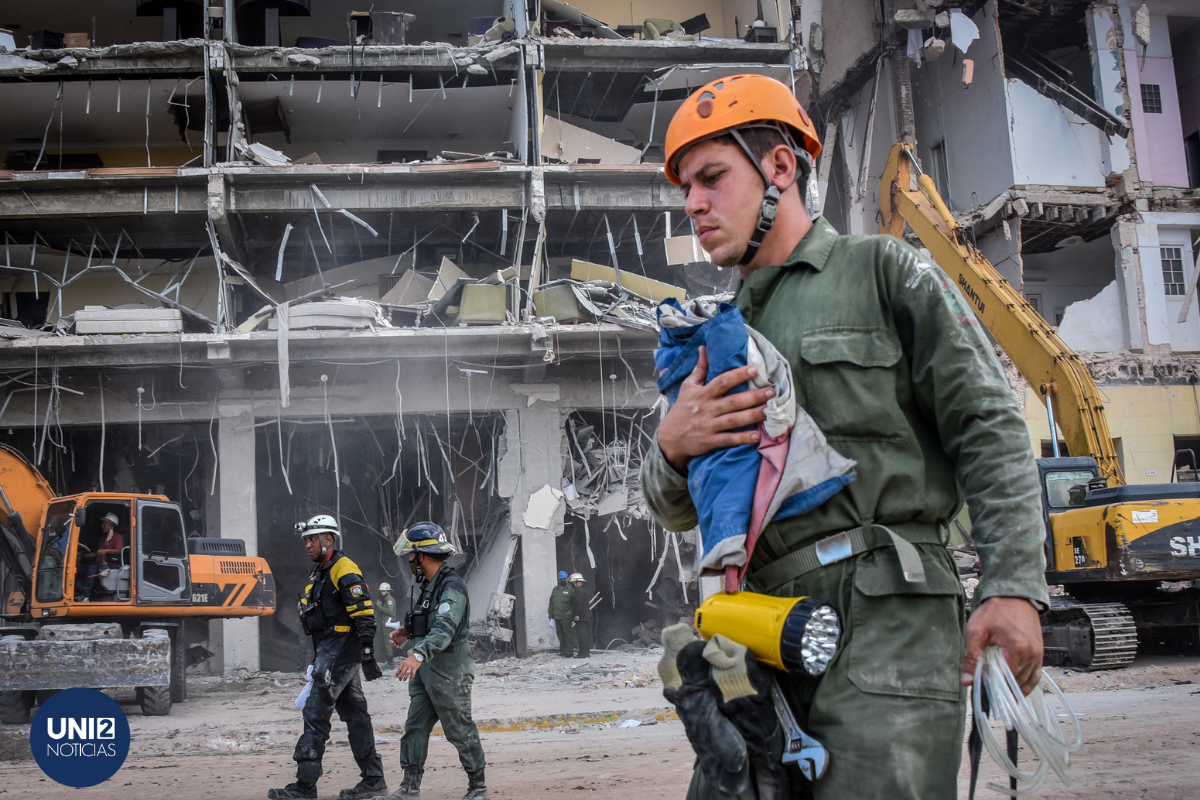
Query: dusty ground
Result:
<box><xmin>1</xmin><ymin>649</ymin><xmax>1198</xmax><ymax>799</ymax></box>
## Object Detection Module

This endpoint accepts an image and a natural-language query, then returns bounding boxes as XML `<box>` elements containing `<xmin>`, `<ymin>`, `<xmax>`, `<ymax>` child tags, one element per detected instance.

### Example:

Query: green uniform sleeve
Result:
<box><xmin>414</xmin><ymin>586</ymin><xmax>467</xmax><ymax>660</ymax></box>
<box><xmin>640</xmin><ymin>442</ymin><xmax>700</xmax><ymax>533</ymax></box>
<box><xmin>886</xmin><ymin>240</ymin><xmax>1049</xmax><ymax>608</ymax></box>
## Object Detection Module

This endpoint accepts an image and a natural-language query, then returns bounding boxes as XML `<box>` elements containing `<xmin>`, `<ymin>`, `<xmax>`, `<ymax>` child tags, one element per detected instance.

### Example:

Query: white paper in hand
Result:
<box><xmin>295</xmin><ymin>665</ymin><xmax>314</xmax><ymax>710</ymax></box>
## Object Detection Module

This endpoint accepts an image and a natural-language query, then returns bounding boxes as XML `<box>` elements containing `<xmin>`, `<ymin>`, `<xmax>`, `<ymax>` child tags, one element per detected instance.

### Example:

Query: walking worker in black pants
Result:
<box><xmin>269</xmin><ymin>515</ymin><xmax>386</xmax><ymax>800</ymax></box>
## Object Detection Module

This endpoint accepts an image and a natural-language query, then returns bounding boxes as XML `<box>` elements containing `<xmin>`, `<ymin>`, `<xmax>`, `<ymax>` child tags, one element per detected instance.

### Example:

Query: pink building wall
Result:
<box><xmin>1126</xmin><ymin>52</ymin><xmax>1190</xmax><ymax>188</ymax></box>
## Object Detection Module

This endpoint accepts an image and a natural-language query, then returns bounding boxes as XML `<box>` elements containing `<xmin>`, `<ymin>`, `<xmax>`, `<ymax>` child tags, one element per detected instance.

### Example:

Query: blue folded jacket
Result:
<box><xmin>655</xmin><ymin>298</ymin><xmax>854</xmax><ymax>572</ymax></box>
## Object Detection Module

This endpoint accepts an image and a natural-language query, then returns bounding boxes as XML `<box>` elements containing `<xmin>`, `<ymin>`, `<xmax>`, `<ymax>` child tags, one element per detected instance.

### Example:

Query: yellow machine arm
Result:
<box><xmin>878</xmin><ymin>143</ymin><xmax>1125</xmax><ymax>485</ymax></box>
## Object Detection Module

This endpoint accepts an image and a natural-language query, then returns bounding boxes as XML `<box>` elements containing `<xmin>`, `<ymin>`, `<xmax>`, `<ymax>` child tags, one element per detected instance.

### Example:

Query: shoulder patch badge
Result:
<box><xmin>350</xmin><ymin>585</ymin><xmax>363</xmax><ymax>597</ymax></box>
<box><xmin>438</xmin><ymin>602</ymin><xmax>450</xmax><ymax>614</ymax></box>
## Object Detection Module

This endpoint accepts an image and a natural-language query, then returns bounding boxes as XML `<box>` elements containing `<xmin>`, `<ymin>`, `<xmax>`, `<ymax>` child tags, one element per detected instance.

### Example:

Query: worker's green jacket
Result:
<box><xmin>641</xmin><ymin>217</ymin><xmax>1049</xmax><ymax>608</ymax></box>
<box><xmin>411</xmin><ymin>566</ymin><xmax>472</xmax><ymax>673</ymax></box>
<box><xmin>547</xmin><ymin>582</ymin><xmax>574</xmax><ymax>618</ymax></box>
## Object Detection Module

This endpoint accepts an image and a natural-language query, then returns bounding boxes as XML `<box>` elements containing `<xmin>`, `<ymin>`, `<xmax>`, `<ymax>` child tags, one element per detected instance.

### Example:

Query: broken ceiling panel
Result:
<box><xmin>543</xmin><ymin>115</ymin><xmax>641</xmax><ymax>164</ymax></box>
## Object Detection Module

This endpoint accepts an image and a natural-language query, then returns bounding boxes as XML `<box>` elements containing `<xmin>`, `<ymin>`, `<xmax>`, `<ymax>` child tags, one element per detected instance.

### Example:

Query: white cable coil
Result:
<box><xmin>972</xmin><ymin>646</ymin><xmax>1082</xmax><ymax>797</ymax></box>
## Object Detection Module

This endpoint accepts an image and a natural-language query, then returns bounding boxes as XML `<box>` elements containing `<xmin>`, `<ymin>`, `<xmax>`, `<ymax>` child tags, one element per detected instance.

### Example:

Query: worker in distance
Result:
<box><xmin>374</xmin><ymin>522</ymin><xmax>490</xmax><ymax>800</ymax></box>
<box><xmin>269</xmin><ymin>515</ymin><xmax>386</xmax><ymax>800</ymax></box>
<box><xmin>641</xmin><ymin>74</ymin><xmax>1049</xmax><ymax>799</ymax></box>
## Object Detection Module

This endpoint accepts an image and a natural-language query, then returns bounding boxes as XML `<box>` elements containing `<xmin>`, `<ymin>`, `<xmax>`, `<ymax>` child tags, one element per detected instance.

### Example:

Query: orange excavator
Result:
<box><xmin>0</xmin><ymin>444</ymin><xmax>275</xmax><ymax>720</ymax></box>
<box><xmin>879</xmin><ymin>142</ymin><xmax>1200</xmax><ymax>669</ymax></box>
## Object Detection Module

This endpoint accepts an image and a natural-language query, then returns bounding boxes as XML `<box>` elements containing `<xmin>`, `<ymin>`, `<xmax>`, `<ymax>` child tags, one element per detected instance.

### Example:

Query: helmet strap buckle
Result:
<box><xmin>739</xmin><ymin>184</ymin><xmax>781</xmax><ymax>266</ymax></box>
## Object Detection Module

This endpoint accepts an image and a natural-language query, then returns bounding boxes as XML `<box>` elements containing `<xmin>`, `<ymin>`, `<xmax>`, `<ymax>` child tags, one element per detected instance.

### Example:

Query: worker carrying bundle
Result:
<box><xmin>656</xmin><ymin>296</ymin><xmax>856</xmax><ymax>590</ymax></box>
<box><xmin>641</xmin><ymin>74</ymin><xmax>1050</xmax><ymax>800</ymax></box>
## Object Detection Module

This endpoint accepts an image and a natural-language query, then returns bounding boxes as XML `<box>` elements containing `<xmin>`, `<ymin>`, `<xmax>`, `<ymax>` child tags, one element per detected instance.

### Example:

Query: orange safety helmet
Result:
<box><xmin>663</xmin><ymin>73</ymin><xmax>821</xmax><ymax>186</ymax></box>
<box><xmin>664</xmin><ymin>74</ymin><xmax>822</xmax><ymax>266</ymax></box>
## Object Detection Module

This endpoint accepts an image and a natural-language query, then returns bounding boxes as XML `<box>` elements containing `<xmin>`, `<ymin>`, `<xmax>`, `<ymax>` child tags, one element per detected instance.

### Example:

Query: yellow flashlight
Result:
<box><xmin>695</xmin><ymin>592</ymin><xmax>840</xmax><ymax>676</ymax></box>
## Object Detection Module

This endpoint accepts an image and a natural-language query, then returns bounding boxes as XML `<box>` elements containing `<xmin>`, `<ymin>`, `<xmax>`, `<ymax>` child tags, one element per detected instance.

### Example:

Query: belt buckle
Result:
<box><xmin>814</xmin><ymin>531</ymin><xmax>853</xmax><ymax>566</ymax></box>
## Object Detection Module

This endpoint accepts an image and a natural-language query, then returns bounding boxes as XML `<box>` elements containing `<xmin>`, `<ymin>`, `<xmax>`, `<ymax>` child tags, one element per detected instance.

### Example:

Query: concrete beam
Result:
<box><xmin>225</xmin><ymin>166</ymin><xmax>529</xmax><ymax>213</ymax></box>
<box><xmin>0</xmin><ymin>179</ymin><xmax>207</xmax><ymax>219</ymax></box>
<box><xmin>541</xmin><ymin>40</ymin><xmax>792</xmax><ymax>72</ymax></box>
<box><xmin>227</xmin><ymin>44</ymin><xmax>522</xmax><ymax>74</ymax></box>
<box><xmin>0</xmin><ymin>324</ymin><xmax>658</xmax><ymax>370</ymax></box>
<box><xmin>2</xmin><ymin>42</ymin><xmax>206</xmax><ymax>79</ymax></box>
<box><xmin>543</xmin><ymin>167</ymin><xmax>684</xmax><ymax>211</ymax></box>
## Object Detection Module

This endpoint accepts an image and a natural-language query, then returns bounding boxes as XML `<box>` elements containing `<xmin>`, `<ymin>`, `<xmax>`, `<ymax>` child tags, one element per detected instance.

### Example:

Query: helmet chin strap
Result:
<box><xmin>726</xmin><ymin>127</ymin><xmax>812</xmax><ymax>267</ymax></box>
<box><xmin>728</xmin><ymin>128</ymin><xmax>781</xmax><ymax>267</ymax></box>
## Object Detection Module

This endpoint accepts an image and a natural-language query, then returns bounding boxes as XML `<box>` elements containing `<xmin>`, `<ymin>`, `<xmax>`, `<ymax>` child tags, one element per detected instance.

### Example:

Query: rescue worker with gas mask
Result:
<box><xmin>269</xmin><ymin>515</ymin><xmax>386</xmax><ymax>800</ymax></box>
<box><xmin>641</xmin><ymin>75</ymin><xmax>1049</xmax><ymax>799</ymax></box>
<box><xmin>547</xmin><ymin>570</ymin><xmax>575</xmax><ymax>657</ymax></box>
<box><xmin>373</xmin><ymin>522</ymin><xmax>489</xmax><ymax>800</ymax></box>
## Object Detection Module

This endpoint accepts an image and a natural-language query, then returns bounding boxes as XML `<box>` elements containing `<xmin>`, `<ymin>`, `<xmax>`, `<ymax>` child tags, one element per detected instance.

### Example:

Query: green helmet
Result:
<box><xmin>393</xmin><ymin>521</ymin><xmax>456</xmax><ymax>558</ymax></box>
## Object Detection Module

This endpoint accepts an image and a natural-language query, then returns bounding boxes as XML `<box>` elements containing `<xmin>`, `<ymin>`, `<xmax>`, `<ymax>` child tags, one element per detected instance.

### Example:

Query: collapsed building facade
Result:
<box><xmin>0</xmin><ymin>0</ymin><xmax>787</xmax><ymax>673</ymax></box>
<box><xmin>2</xmin><ymin>0</ymin><xmax>1197</xmax><ymax>672</ymax></box>
<box><xmin>803</xmin><ymin>0</ymin><xmax>1200</xmax><ymax>475</ymax></box>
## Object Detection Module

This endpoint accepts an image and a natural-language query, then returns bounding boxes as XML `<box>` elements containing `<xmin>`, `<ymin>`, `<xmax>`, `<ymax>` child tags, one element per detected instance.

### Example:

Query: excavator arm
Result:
<box><xmin>878</xmin><ymin>143</ymin><xmax>1125</xmax><ymax>485</ymax></box>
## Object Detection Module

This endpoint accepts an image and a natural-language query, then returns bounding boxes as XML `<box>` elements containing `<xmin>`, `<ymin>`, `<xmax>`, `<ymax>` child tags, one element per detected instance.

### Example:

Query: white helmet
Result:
<box><xmin>568</xmin><ymin>573</ymin><xmax>585</xmax><ymax>583</ymax></box>
<box><xmin>379</xmin><ymin>582</ymin><xmax>392</xmax><ymax>592</ymax></box>
<box><xmin>295</xmin><ymin>514</ymin><xmax>339</xmax><ymax>538</ymax></box>
<box><xmin>102</xmin><ymin>512</ymin><xmax>120</xmax><ymax>526</ymax></box>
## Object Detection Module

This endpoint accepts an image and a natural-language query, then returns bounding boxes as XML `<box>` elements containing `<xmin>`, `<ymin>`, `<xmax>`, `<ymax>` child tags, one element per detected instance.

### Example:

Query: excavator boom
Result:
<box><xmin>878</xmin><ymin>143</ymin><xmax>1125</xmax><ymax>485</ymax></box>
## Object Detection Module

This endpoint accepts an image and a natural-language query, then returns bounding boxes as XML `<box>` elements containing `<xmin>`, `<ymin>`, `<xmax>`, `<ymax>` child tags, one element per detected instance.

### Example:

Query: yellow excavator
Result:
<box><xmin>879</xmin><ymin>142</ymin><xmax>1200</xmax><ymax>669</ymax></box>
<box><xmin>0</xmin><ymin>444</ymin><xmax>276</xmax><ymax>719</ymax></box>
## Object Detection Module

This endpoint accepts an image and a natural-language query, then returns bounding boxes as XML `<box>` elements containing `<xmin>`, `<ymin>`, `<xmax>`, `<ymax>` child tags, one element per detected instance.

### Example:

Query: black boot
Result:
<box><xmin>340</xmin><ymin>778</ymin><xmax>387</xmax><ymax>800</ymax></box>
<box><xmin>462</xmin><ymin>769</ymin><xmax>491</xmax><ymax>800</ymax></box>
<box><xmin>373</xmin><ymin>767</ymin><xmax>423</xmax><ymax>799</ymax></box>
<box><xmin>267</xmin><ymin>784</ymin><xmax>317</xmax><ymax>800</ymax></box>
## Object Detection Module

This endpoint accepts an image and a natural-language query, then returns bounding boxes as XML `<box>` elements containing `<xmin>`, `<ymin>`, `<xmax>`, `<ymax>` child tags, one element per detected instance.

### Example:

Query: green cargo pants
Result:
<box><xmin>687</xmin><ymin>543</ymin><xmax>966</xmax><ymax>800</ymax></box>
<box><xmin>400</xmin><ymin>658</ymin><xmax>487</xmax><ymax>773</ymax></box>
<box><xmin>553</xmin><ymin>616</ymin><xmax>574</xmax><ymax>657</ymax></box>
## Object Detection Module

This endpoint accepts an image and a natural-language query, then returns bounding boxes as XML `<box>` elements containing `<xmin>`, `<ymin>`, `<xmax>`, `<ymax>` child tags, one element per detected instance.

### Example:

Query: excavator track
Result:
<box><xmin>1041</xmin><ymin>601</ymin><xmax>1138</xmax><ymax>670</ymax></box>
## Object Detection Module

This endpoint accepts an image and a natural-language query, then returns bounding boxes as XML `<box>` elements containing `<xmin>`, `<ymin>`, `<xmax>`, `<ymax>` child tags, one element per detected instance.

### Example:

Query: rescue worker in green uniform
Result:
<box><xmin>270</xmin><ymin>515</ymin><xmax>386</xmax><ymax>800</ymax></box>
<box><xmin>373</xmin><ymin>522</ymin><xmax>489</xmax><ymax>800</ymax></box>
<box><xmin>641</xmin><ymin>75</ymin><xmax>1048</xmax><ymax>799</ymax></box>
<box><xmin>568</xmin><ymin>573</ymin><xmax>592</xmax><ymax>658</ymax></box>
<box><xmin>376</xmin><ymin>582</ymin><xmax>398</xmax><ymax>665</ymax></box>
<box><xmin>547</xmin><ymin>570</ymin><xmax>575</xmax><ymax>658</ymax></box>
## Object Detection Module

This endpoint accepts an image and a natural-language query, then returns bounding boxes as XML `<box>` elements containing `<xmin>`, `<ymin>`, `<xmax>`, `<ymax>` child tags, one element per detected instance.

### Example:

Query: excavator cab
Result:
<box><xmin>29</xmin><ymin>494</ymin><xmax>192</xmax><ymax>615</ymax></box>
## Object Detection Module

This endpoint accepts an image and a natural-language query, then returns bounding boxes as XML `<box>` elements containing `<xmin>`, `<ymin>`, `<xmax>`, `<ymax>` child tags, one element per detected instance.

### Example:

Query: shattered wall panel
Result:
<box><xmin>1006</xmin><ymin>78</ymin><xmax>1111</xmax><ymax>189</ymax></box>
<box><xmin>819</xmin><ymin>0</ymin><xmax>878</xmax><ymax>97</ymax></box>
<box><xmin>1057</xmin><ymin>281</ymin><xmax>1125</xmax><ymax>352</ymax></box>
<box><xmin>911</xmin><ymin>1</ymin><xmax>1014</xmax><ymax>212</ymax></box>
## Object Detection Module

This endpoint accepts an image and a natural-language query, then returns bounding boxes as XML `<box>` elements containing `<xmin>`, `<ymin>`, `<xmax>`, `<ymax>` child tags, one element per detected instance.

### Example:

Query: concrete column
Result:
<box><xmin>208</xmin><ymin>401</ymin><xmax>260</xmax><ymax>674</ymax></box>
<box><xmin>506</xmin><ymin>401</ymin><xmax>564</xmax><ymax>654</ymax></box>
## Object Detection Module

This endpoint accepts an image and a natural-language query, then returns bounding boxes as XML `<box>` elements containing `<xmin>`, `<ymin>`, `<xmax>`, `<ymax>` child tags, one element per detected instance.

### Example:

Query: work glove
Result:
<box><xmin>360</xmin><ymin>642</ymin><xmax>383</xmax><ymax>682</ymax></box>
<box><xmin>659</xmin><ymin>625</ymin><xmax>789</xmax><ymax>800</ymax></box>
<box><xmin>706</xmin><ymin>637</ymin><xmax>789</xmax><ymax>799</ymax></box>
